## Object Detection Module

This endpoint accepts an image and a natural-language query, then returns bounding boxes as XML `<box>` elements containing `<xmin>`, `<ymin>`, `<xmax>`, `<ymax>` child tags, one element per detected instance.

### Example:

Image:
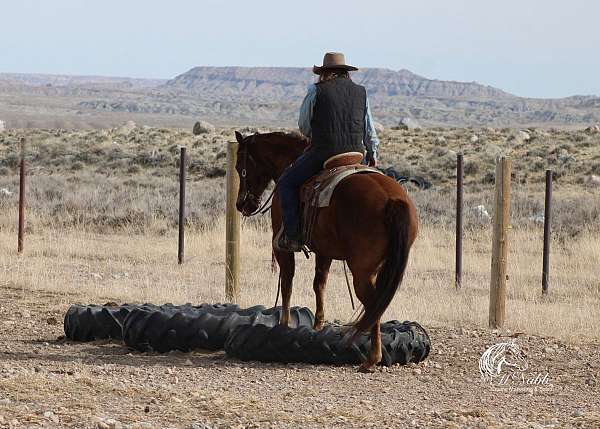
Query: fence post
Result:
<box><xmin>225</xmin><ymin>142</ymin><xmax>240</xmax><ymax>303</ymax></box>
<box><xmin>489</xmin><ymin>157</ymin><xmax>512</xmax><ymax>329</ymax></box>
<box><xmin>455</xmin><ymin>153</ymin><xmax>464</xmax><ymax>289</ymax></box>
<box><xmin>18</xmin><ymin>138</ymin><xmax>26</xmax><ymax>254</ymax></box>
<box><xmin>542</xmin><ymin>170</ymin><xmax>552</xmax><ymax>295</ymax></box>
<box><xmin>178</xmin><ymin>147</ymin><xmax>186</xmax><ymax>264</ymax></box>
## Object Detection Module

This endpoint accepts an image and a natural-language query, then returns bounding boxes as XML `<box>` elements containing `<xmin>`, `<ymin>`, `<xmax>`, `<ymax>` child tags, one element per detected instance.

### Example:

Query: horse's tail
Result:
<box><xmin>354</xmin><ymin>198</ymin><xmax>413</xmax><ymax>334</ymax></box>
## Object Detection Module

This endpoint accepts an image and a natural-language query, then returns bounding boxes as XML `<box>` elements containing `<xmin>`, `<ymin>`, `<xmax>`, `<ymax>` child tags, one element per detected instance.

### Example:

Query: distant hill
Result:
<box><xmin>0</xmin><ymin>73</ymin><xmax>166</xmax><ymax>89</ymax></box>
<box><xmin>1</xmin><ymin>68</ymin><xmax>599</xmax><ymax>129</ymax></box>
<box><xmin>163</xmin><ymin>66</ymin><xmax>510</xmax><ymax>100</ymax></box>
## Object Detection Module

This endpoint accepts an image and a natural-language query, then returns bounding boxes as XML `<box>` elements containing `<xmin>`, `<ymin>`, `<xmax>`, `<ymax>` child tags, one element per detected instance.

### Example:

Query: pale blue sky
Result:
<box><xmin>1</xmin><ymin>0</ymin><xmax>598</xmax><ymax>98</ymax></box>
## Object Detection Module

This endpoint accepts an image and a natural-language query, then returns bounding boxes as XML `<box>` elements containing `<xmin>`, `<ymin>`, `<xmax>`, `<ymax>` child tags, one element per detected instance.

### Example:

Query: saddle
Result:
<box><xmin>300</xmin><ymin>152</ymin><xmax>383</xmax><ymax>248</ymax></box>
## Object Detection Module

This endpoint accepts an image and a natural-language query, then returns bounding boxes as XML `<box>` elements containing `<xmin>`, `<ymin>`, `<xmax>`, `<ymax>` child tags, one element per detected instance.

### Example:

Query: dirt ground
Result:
<box><xmin>0</xmin><ymin>285</ymin><xmax>598</xmax><ymax>429</ymax></box>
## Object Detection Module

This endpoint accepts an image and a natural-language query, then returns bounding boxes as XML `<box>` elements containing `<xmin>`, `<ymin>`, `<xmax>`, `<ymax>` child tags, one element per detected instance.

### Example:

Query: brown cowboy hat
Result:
<box><xmin>313</xmin><ymin>52</ymin><xmax>358</xmax><ymax>75</ymax></box>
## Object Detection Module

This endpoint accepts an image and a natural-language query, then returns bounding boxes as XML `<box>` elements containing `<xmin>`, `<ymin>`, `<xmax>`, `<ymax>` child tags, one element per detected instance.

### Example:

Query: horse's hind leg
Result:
<box><xmin>362</xmin><ymin>320</ymin><xmax>382</xmax><ymax>373</ymax></box>
<box><xmin>350</xmin><ymin>269</ymin><xmax>382</xmax><ymax>372</ymax></box>
<box><xmin>313</xmin><ymin>254</ymin><xmax>332</xmax><ymax>330</ymax></box>
<box><xmin>274</xmin><ymin>249</ymin><xmax>295</xmax><ymax>327</ymax></box>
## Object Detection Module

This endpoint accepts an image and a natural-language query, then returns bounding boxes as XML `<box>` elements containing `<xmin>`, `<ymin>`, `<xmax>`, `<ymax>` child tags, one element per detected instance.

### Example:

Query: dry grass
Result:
<box><xmin>0</xmin><ymin>172</ymin><xmax>598</xmax><ymax>238</ymax></box>
<box><xmin>2</xmin><ymin>218</ymin><xmax>598</xmax><ymax>343</ymax></box>
<box><xmin>2</xmin><ymin>126</ymin><xmax>600</xmax><ymax>186</ymax></box>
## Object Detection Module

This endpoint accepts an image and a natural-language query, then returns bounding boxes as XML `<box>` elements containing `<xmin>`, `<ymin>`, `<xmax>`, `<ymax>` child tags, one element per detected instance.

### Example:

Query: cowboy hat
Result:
<box><xmin>313</xmin><ymin>52</ymin><xmax>358</xmax><ymax>74</ymax></box>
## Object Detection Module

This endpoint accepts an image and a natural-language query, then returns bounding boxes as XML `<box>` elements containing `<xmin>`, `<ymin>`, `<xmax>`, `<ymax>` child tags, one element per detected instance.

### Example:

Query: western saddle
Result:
<box><xmin>299</xmin><ymin>152</ymin><xmax>382</xmax><ymax>248</ymax></box>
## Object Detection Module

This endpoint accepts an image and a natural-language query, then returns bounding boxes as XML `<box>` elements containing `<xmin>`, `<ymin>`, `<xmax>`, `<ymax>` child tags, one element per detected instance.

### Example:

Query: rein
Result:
<box><xmin>247</xmin><ymin>186</ymin><xmax>277</xmax><ymax>216</ymax></box>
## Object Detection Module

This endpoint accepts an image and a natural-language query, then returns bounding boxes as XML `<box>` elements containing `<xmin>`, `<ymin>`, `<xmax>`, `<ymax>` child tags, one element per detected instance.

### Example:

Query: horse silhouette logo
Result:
<box><xmin>479</xmin><ymin>340</ymin><xmax>529</xmax><ymax>382</ymax></box>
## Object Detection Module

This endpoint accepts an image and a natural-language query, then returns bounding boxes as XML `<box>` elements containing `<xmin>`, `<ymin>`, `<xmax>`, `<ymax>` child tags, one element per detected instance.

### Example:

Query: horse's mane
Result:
<box><xmin>249</xmin><ymin>131</ymin><xmax>310</xmax><ymax>154</ymax></box>
<box><xmin>261</xmin><ymin>131</ymin><xmax>309</xmax><ymax>144</ymax></box>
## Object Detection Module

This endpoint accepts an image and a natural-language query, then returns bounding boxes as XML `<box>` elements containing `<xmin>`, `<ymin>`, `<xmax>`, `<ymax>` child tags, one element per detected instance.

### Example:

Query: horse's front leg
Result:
<box><xmin>274</xmin><ymin>249</ymin><xmax>295</xmax><ymax>327</ymax></box>
<box><xmin>313</xmin><ymin>254</ymin><xmax>332</xmax><ymax>330</ymax></box>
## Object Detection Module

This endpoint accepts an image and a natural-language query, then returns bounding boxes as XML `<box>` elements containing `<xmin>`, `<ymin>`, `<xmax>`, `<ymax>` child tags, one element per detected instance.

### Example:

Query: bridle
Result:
<box><xmin>238</xmin><ymin>134</ymin><xmax>276</xmax><ymax>217</ymax></box>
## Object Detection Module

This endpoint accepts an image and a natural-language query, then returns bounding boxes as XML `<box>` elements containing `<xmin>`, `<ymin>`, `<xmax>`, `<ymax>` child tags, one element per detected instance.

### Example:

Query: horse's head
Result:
<box><xmin>234</xmin><ymin>131</ymin><xmax>273</xmax><ymax>216</ymax></box>
<box><xmin>479</xmin><ymin>340</ymin><xmax>529</xmax><ymax>381</ymax></box>
<box><xmin>502</xmin><ymin>341</ymin><xmax>528</xmax><ymax>372</ymax></box>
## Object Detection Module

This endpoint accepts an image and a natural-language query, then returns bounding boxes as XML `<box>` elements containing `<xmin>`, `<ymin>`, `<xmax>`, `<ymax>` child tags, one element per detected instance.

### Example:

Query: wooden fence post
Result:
<box><xmin>225</xmin><ymin>142</ymin><xmax>241</xmax><ymax>303</ymax></box>
<box><xmin>489</xmin><ymin>157</ymin><xmax>512</xmax><ymax>329</ymax></box>
<box><xmin>18</xmin><ymin>138</ymin><xmax>26</xmax><ymax>254</ymax></box>
<box><xmin>455</xmin><ymin>153</ymin><xmax>464</xmax><ymax>289</ymax></box>
<box><xmin>178</xmin><ymin>147</ymin><xmax>187</xmax><ymax>264</ymax></box>
<box><xmin>542</xmin><ymin>170</ymin><xmax>552</xmax><ymax>295</ymax></box>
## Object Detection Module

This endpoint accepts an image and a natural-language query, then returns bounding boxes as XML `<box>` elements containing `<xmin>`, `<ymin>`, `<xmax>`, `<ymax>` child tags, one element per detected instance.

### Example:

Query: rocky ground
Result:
<box><xmin>0</xmin><ymin>124</ymin><xmax>599</xmax><ymax>428</ymax></box>
<box><xmin>0</xmin><ymin>284</ymin><xmax>599</xmax><ymax>429</ymax></box>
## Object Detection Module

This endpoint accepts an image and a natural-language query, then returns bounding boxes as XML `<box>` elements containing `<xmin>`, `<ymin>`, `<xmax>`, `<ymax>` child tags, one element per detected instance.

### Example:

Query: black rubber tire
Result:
<box><xmin>122</xmin><ymin>306</ymin><xmax>315</xmax><ymax>353</ymax></box>
<box><xmin>378</xmin><ymin>167</ymin><xmax>432</xmax><ymax>191</ymax></box>
<box><xmin>64</xmin><ymin>303</ymin><xmax>240</xmax><ymax>341</ymax></box>
<box><xmin>225</xmin><ymin>320</ymin><xmax>431</xmax><ymax>366</ymax></box>
<box><xmin>407</xmin><ymin>176</ymin><xmax>432</xmax><ymax>190</ymax></box>
<box><xmin>64</xmin><ymin>304</ymin><xmax>136</xmax><ymax>341</ymax></box>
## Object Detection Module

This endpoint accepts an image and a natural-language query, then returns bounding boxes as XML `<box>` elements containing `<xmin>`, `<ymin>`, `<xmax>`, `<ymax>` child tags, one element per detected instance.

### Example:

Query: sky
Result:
<box><xmin>1</xmin><ymin>0</ymin><xmax>599</xmax><ymax>98</ymax></box>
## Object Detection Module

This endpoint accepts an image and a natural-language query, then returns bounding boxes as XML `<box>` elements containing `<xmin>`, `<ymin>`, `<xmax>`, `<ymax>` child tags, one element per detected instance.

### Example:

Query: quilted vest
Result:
<box><xmin>310</xmin><ymin>78</ymin><xmax>367</xmax><ymax>158</ymax></box>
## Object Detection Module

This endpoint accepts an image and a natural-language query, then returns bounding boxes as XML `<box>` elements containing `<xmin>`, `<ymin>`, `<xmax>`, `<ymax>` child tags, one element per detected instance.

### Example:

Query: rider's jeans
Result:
<box><xmin>278</xmin><ymin>150</ymin><xmax>327</xmax><ymax>238</ymax></box>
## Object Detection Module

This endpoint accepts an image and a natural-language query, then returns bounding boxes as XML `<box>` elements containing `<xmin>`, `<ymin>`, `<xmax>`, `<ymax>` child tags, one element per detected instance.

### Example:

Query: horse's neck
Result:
<box><xmin>265</xmin><ymin>137</ymin><xmax>306</xmax><ymax>180</ymax></box>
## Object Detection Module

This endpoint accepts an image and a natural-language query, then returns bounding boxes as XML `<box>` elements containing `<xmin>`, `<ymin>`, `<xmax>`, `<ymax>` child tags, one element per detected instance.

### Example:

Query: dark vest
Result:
<box><xmin>311</xmin><ymin>78</ymin><xmax>367</xmax><ymax>158</ymax></box>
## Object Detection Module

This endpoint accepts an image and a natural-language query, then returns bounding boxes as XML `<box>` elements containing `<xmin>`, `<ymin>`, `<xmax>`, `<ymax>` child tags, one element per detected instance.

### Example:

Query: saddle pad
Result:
<box><xmin>316</xmin><ymin>165</ymin><xmax>383</xmax><ymax>207</ymax></box>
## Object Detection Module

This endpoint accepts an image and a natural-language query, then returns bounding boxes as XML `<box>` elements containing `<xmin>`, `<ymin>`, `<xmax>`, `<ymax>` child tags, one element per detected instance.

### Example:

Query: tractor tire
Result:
<box><xmin>122</xmin><ymin>306</ymin><xmax>314</xmax><ymax>353</ymax></box>
<box><xmin>225</xmin><ymin>320</ymin><xmax>431</xmax><ymax>366</ymax></box>
<box><xmin>63</xmin><ymin>303</ymin><xmax>240</xmax><ymax>341</ymax></box>
<box><xmin>407</xmin><ymin>176</ymin><xmax>432</xmax><ymax>190</ymax></box>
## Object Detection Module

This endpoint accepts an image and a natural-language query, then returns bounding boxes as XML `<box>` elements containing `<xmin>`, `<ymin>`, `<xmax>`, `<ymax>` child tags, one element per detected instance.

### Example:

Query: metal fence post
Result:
<box><xmin>178</xmin><ymin>147</ymin><xmax>187</xmax><ymax>264</ymax></box>
<box><xmin>542</xmin><ymin>170</ymin><xmax>552</xmax><ymax>295</ymax></box>
<box><xmin>456</xmin><ymin>153</ymin><xmax>464</xmax><ymax>289</ymax></box>
<box><xmin>18</xmin><ymin>138</ymin><xmax>26</xmax><ymax>254</ymax></box>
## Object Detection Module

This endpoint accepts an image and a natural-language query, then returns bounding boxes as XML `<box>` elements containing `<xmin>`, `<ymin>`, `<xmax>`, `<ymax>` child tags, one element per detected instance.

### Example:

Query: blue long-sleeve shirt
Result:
<box><xmin>298</xmin><ymin>83</ymin><xmax>380</xmax><ymax>159</ymax></box>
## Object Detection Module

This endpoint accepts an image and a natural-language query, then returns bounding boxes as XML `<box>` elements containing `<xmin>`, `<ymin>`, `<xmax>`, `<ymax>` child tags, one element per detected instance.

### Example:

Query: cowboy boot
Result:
<box><xmin>274</xmin><ymin>228</ymin><xmax>304</xmax><ymax>253</ymax></box>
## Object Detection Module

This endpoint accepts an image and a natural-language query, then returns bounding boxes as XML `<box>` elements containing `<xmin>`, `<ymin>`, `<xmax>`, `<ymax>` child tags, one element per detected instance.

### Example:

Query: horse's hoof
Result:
<box><xmin>358</xmin><ymin>364</ymin><xmax>376</xmax><ymax>374</ymax></box>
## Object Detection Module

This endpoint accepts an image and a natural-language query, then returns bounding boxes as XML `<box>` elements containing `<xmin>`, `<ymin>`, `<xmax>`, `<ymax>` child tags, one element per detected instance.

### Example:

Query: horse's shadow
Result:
<box><xmin>10</xmin><ymin>335</ymin><xmax>364</xmax><ymax>373</ymax></box>
<box><xmin>8</xmin><ymin>337</ymin><xmax>229</xmax><ymax>369</ymax></box>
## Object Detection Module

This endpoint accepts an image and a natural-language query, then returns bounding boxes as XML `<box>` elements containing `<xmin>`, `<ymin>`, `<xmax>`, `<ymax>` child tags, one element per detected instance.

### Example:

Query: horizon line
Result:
<box><xmin>1</xmin><ymin>68</ymin><xmax>598</xmax><ymax>100</ymax></box>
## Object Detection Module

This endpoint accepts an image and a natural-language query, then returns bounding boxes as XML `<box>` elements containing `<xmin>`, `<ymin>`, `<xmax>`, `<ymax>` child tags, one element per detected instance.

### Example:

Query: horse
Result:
<box><xmin>233</xmin><ymin>131</ymin><xmax>418</xmax><ymax>372</ymax></box>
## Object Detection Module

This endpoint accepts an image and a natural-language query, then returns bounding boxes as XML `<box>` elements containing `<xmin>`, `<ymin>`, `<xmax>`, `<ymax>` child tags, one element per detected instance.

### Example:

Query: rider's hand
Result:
<box><xmin>367</xmin><ymin>153</ymin><xmax>377</xmax><ymax>167</ymax></box>
<box><xmin>303</xmin><ymin>138</ymin><xmax>312</xmax><ymax>153</ymax></box>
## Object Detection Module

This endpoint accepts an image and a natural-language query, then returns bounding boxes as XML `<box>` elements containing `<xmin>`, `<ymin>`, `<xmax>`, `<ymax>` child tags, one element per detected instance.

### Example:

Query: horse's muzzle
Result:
<box><xmin>237</xmin><ymin>194</ymin><xmax>260</xmax><ymax>217</ymax></box>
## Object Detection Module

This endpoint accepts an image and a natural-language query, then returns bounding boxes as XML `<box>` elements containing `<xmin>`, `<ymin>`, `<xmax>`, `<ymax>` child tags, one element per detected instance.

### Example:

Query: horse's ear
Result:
<box><xmin>235</xmin><ymin>131</ymin><xmax>244</xmax><ymax>144</ymax></box>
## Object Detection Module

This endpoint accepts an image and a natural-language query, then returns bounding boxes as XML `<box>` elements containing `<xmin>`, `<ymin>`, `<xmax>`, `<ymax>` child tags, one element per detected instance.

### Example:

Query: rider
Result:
<box><xmin>276</xmin><ymin>52</ymin><xmax>380</xmax><ymax>252</ymax></box>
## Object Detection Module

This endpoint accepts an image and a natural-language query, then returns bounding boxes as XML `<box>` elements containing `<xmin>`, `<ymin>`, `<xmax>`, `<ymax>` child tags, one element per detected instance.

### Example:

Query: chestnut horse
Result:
<box><xmin>234</xmin><ymin>131</ymin><xmax>418</xmax><ymax>371</ymax></box>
